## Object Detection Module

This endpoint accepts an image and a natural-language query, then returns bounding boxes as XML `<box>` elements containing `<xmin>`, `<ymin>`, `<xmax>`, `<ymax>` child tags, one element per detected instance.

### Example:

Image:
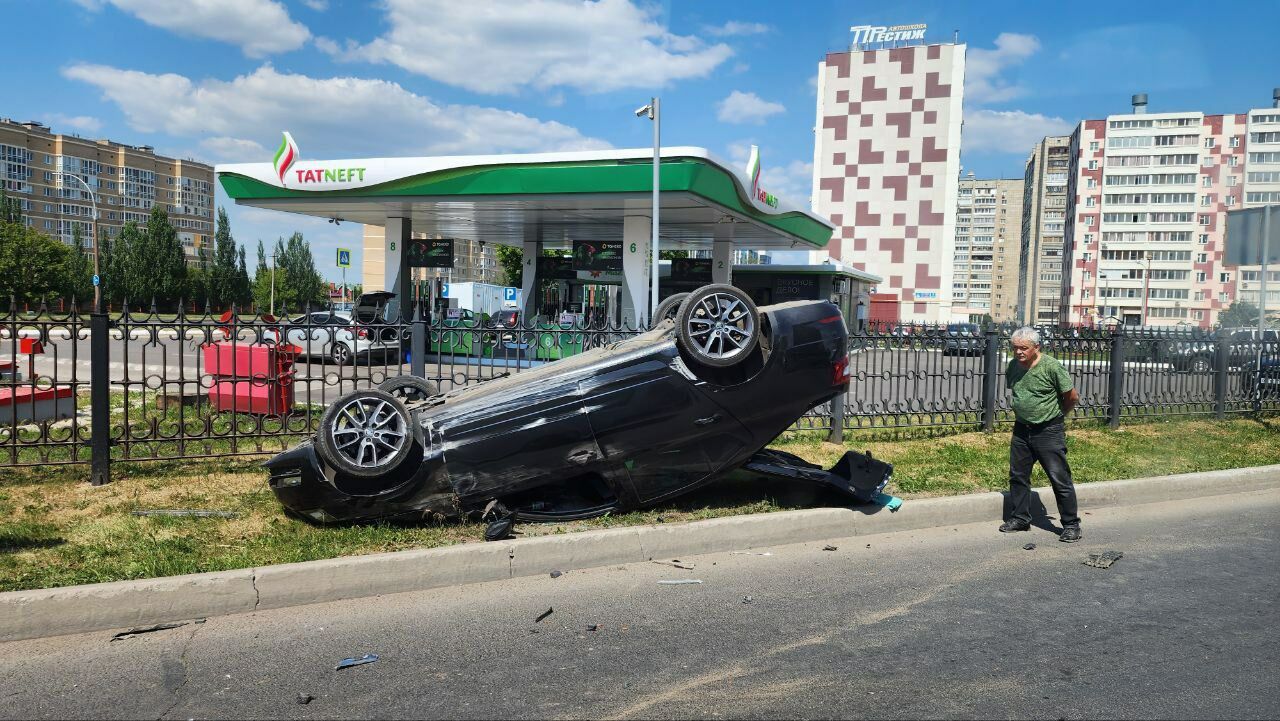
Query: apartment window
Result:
<box><xmin>1251</xmin><ymin>132</ymin><xmax>1280</xmax><ymax>143</ymax></box>
<box><xmin>1219</xmin><ymin>292</ymin><xmax>1230</xmax><ymax>303</ymax></box>
<box><xmin>1086</xmin><ymin>178</ymin><xmax>1097</xmax><ymax>188</ymax></box>
<box><xmin>1202</xmin><ymin>175</ymin><xmax>1212</xmax><ymax>187</ymax></box>
<box><xmin>1086</xmin><ymin>197</ymin><xmax>1096</xmax><ymax>207</ymax></box>
<box><xmin>1085</xmin><ymin>216</ymin><xmax>1095</xmax><ymax>226</ymax></box>
<box><xmin>43</xmin><ymin>154</ymin><xmax>52</xmax><ymax>164</ymax></box>
<box><xmin>1084</xmin><ymin>234</ymin><xmax>1094</xmax><ymax>244</ymax></box>
<box><xmin>1204</xmin><ymin>137</ymin><xmax>1215</xmax><ymax>149</ymax></box>
<box><xmin>1202</xmin><ymin>156</ymin><xmax>1214</xmax><ymax>167</ymax></box>
<box><xmin>1226</xmin><ymin>195</ymin><xmax>1236</xmax><ymax>207</ymax></box>
<box><xmin>1087</xmin><ymin>160</ymin><xmax>1098</xmax><ymax>170</ymax></box>
<box><xmin>1199</xmin><ymin>233</ymin><xmax>1209</xmax><ymax>244</ymax></box>
<box><xmin>1193</xmin><ymin>310</ymin><xmax>1204</xmax><ymax>320</ymax></box>
<box><xmin>1228</xmin><ymin>155</ymin><xmax>1239</xmax><ymax>167</ymax></box>
<box><xmin>1198</xmin><ymin>214</ymin><xmax>1211</xmax><ymax>226</ymax></box>
<box><xmin>1197</xmin><ymin>253</ymin><xmax>1208</xmax><ymax>263</ymax></box>
<box><xmin>1230</xmin><ymin>136</ymin><xmax>1241</xmax><ymax>148</ymax></box>
<box><xmin>1196</xmin><ymin>271</ymin><xmax>1207</xmax><ymax>283</ymax></box>
<box><xmin>1226</xmin><ymin>175</ymin><xmax>1238</xmax><ymax>187</ymax></box>
<box><xmin>1089</xmin><ymin>141</ymin><xmax>1099</xmax><ymax>151</ymax></box>
<box><xmin>1200</xmin><ymin>195</ymin><xmax>1212</xmax><ymax>206</ymax></box>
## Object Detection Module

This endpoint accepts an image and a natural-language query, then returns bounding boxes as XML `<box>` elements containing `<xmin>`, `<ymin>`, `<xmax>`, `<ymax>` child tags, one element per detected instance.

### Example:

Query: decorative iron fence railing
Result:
<box><xmin>2</xmin><ymin>302</ymin><xmax>1276</xmax><ymax>483</ymax></box>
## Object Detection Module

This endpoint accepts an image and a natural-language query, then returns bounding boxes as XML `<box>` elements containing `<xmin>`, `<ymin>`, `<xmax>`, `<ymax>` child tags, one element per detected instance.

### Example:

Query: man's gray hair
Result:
<box><xmin>1011</xmin><ymin>326</ymin><xmax>1041</xmax><ymax>347</ymax></box>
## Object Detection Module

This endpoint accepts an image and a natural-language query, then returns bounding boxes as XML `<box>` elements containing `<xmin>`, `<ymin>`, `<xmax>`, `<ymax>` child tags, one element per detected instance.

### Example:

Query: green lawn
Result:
<box><xmin>1</xmin><ymin>415</ymin><xmax>1277</xmax><ymax>593</ymax></box>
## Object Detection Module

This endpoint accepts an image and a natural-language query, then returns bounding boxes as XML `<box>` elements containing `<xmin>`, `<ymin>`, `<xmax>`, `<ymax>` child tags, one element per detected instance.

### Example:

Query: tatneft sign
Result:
<box><xmin>273</xmin><ymin>131</ymin><xmax>368</xmax><ymax>188</ymax></box>
<box><xmin>850</xmin><ymin>23</ymin><xmax>927</xmax><ymax>45</ymax></box>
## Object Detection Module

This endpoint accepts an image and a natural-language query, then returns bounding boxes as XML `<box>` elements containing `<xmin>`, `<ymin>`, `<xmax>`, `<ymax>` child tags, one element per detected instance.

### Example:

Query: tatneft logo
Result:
<box><xmin>744</xmin><ymin>145</ymin><xmax>778</xmax><ymax>209</ymax></box>
<box><xmin>850</xmin><ymin>23</ymin><xmax>927</xmax><ymax>45</ymax></box>
<box><xmin>272</xmin><ymin>131</ymin><xmax>368</xmax><ymax>187</ymax></box>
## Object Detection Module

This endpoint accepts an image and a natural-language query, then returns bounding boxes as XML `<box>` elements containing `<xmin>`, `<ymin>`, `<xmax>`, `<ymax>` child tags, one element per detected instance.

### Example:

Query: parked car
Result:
<box><xmin>266</xmin><ymin>311</ymin><xmax>398</xmax><ymax>366</ymax></box>
<box><xmin>942</xmin><ymin>323</ymin><xmax>983</xmax><ymax>356</ymax></box>
<box><xmin>484</xmin><ymin>309</ymin><xmax>520</xmax><ymax>329</ymax></box>
<box><xmin>1156</xmin><ymin>328</ymin><xmax>1279</xmax><ymax>372</ymax></box>
<box><xmin>1242</xmin><ymin>357</ymin><xmax>1280</xmax><ymax>400</ymax></box>
<box><xmin>264</xmin><ymin>284</ymin><xmax>892</xmax><ymax>530</ymax></box>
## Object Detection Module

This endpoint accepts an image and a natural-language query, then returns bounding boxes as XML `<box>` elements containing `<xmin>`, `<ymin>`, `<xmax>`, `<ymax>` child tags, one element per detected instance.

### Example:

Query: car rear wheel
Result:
<box><xmin>331</xmin><ymin>343</ymin><xmax>353</xmax><ymax>366</ymax></box>
<box><xmin>1189</xmin><ymin>356</ymin><xmax>1211</xmax><ymax>373</ymax></box>
<box><xmin>652</xmin><ymin>292</ymin><xmax>690</xmax><ymax>326</ymax></box>
<box><xmin>317</xmin><ymin>389</ymin><xmax>414</xmax><ymax>478</ymax></box>
<box><xmin>379</xmin><ymin>375</ymin><xmax>440</xmax><ymax>402</ymax></box>
<box><xmin>676</xmin><ymin>283</ymin><xmax>759</xmax><ymax>368</ymax></box>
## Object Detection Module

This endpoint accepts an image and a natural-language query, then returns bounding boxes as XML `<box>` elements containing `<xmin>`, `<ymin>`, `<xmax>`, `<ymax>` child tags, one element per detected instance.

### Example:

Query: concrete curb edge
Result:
<box><xmin>4</xmin><ymin>464</ymin><xmax>1279</xmax><ymax>642</ymax></box>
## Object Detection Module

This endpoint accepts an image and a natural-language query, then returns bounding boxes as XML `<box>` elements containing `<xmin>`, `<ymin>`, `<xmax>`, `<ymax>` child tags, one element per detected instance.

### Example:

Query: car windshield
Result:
<box><xmin>947</xmin><ymin>324</ymin><xmax>979</xmax><ymax>335</ymax></box>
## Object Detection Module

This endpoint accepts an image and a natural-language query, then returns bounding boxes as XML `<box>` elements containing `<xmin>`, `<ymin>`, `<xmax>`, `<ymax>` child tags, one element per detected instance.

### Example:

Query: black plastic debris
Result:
<box><xmin>550</xmin><ymin>570</ymin><xmax>563</xmax><ymax>578</ymax></box>
<box><xmin>535</xmin><ymin>607</ymin><xmax>554</xmax><ymax>623</ymax></box>
<box><xmin>111</xmin><ymin>619</ymin><xmax>203</xmax><ymax>642</ymax></box>
<box><xmin>335</xmin><ymin>654</ymin><xmax>378</xmax><ymax>670</ymax></box>
<box><xmin>742</xmin><ymin>596</ymin><xmax>753</xmax><ymax>605</ymax></box>
<box><xmin>1023</xmin><ymin>543</ymin><xmax>1036</xmax><ymax>551</ymax></box>
<box><xmin>484</xmin><ymin>517</ymin><xmax>514</xmax><ymax>542</ymax></box>
<box><xmin>822</xmin><ymin>545</ymin><xmax>838</xmax><ymax>551</ymax></box>
<box><xmin>296</xmin><ymin>693</ymin><xmax>315</xmax><ymax>705</ymax></box>
<box><xmin>656</xmin><ymin>516</ymin><xmax>666</xmax><ymax>523</ymax></box>
<box><xmin>1083</xmin><ymin>551</ymin><xmax>1124</xmax><ymax>569</ymax></box>
<box><xmin>586</xmin><ymin>624</ymin><xmax>599</xmax><ymax>632</ymax></box>
<box><xmin>652</xmin><ymin>560</ymin><xmax>694</xmax><ymax>570</ymax></box>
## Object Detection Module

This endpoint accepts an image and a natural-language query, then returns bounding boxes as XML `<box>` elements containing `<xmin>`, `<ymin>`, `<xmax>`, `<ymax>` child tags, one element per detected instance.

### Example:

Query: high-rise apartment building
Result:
<box><xmin>953</xmin><ymin>175</ymin><xmax>1024</xmax><ymax>323</ymax></box>
<box><xmin>1060</xmin><ymin>92</ymin><xmax>1280</xmax><ymax>328</ymax></box>
<box><xmin>1017</xmin><ymin>136</ymin><xmax>1071</xmax><ymax>325</ymax></box>
<box><xmin>0</xmin><ymin>118</ymin><xmax>214</xmax><ymax>265</ymax></box>
<box><xmin>813</xmin><ymin>27</ymin><xmax>966</xmax><ymax>323</ymax></box>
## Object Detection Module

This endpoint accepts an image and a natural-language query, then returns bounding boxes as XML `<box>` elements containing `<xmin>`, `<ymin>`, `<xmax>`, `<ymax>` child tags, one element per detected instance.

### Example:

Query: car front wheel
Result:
<box><xmin>379</xmin><ymin>375</ymin><xmax>440</xmax><ymax>403</ymax></box>
<box><xmin>331</xmin><ymin>343</ymin><xmax>353</xmax><ymax>366</ymax></box>
<box><xmin>317</xmin><ymin>389</ymin><xmax>415</xmax><ymax>478</ymax></box>
<box><xmin>676</xmin><ymin>283</ymin><xmax>760</xmax><ymax>368</ymax></box>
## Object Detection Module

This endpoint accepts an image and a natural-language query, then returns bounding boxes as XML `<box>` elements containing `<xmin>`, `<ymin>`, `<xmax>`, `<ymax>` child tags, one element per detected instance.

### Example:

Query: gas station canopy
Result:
<box><xmin>215</xmin><ymin>147</ymin><xmax>834</xmax><ymax>250</ymax></box>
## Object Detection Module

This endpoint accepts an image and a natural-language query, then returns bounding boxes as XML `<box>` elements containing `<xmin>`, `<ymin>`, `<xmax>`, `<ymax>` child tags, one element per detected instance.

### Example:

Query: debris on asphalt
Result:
<box><xmin>866</xmin><ymin>544</ymin><xmax>871</xmax><ymax>548</ymax></box>
<box><xmin>729</xmin><ymin>551</ymin><xmax>772</xmax><ymax>556</ymax></box>
<box><xmin>110</xmin><ymin>619</ymin><xmax>204</xmax><ymax>641</ymax></box>
<box><xmin>822</xmin><ymin>545</ymin><xmax>838</xmax><ymax>551</ymax></box>
<box><xmin>335</xmin><ymin>654</ymin><xmax>379</xmax><ymax>671</ymax></box>
<box><xmin>1023</xmin><ymin>543</ymin><xmax>1037</xmax><ymax>551</ymax></box>
<box><xmin>484</xmin><ymin>517</ymin><xmax>514</xmax><ymax>542</ymax></box>
<box><xmin>742</xmin><ymin>596</ymin><xmax>753</xmax><ymax>605</ymax></box>
<box><xmin>652</xmin><ymin>560</ymin><xmax>694</xmax><ymax>570</ymax></box>
<box><xmin>657</xmin><ymin>579</ymin><xmax>703</xmax><ymax>585</ymax></box>
<box><xmin>1083</xmin><ymin>551</ymin><xmax>1124</xmax><ymax>569</ymax></box>
<box><xmin>535</xmin><ymin>607</ymin><xmax>555</xmax><ymax>623</ymax></box>
<box><xmin>296</xmin><ymin>693</ymin><xmax>314</xmax><ymax>705</ymax></box>
<box><xmin>586</xmin><ymin>624</ymin><xmax>599</xmax><ymax>632</ymax></box>
<box><xmin>131</xmin><ymin>509</ymin><xmax>237</xmax><ymax>518</ymax></box>
<box><xmin>550</xmin><ymin>570</ymin><xmax>563</xmax><ymax>578</ymax></box>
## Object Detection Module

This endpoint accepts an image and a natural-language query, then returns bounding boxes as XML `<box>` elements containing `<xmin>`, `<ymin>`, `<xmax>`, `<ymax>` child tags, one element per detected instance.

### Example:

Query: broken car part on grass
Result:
<box><xmin>265</xmin><ymin>286</ymin><xmax>892</xmax><ymax>533</ymax></box>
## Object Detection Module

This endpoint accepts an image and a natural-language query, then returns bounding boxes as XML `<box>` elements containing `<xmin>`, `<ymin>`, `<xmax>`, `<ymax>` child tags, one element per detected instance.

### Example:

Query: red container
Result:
<box><xmin>202</xmin><ymin>342</ymin><xmax>299</xmax><ymax>378</ymax></box>
<box><xmin>19</xmin><ymin>338</ymin><xmax>44</xmax><ymax>355</ymax></box>
<box><xmin>209</xmin><ymin>373</ymin><xmax>295</xmax><ymax>416</ymax></box>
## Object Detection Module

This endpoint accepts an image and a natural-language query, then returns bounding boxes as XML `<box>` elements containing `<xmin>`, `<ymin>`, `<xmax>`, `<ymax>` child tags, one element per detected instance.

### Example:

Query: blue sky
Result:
<box><xmin>9</xmin><ymin>0</ymin><xmax>1279</xmax><ymax>281</ymax></box>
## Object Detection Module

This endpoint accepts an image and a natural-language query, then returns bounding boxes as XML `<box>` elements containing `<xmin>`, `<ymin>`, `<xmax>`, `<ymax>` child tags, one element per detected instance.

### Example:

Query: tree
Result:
<box><xmin>0</xmin><ymin>222</ymin><xmax>76</xmax><ymax>304</ymax></box>
<box><xmin>496</xmin><ymin>245</ymin><xmax>523</xmax><ymax>286</ymax></box>
<box><xmin>145</xmin><ymin>205</ymin><xmax>188</xmax><ymax>306</ymax></box>
<box><xmin>1219</xmin><ymin>300</ymin><xmax>1261</xmax><ymax>329</ymax></box>
<box><xmin>107</xmin><ymin>221</ymin><xmax>142</xmax><ymax>305</ymax></box>
<box><xmin>275</xmin><ymin>232</ymin><xmax>327</xmax><ymax>312</ymax></box>
<box><xmin>235</xmin><ymin>246</ymin><xmax>252</xmax><ymax>307</ymax></box>
<box><xmin>658</xmin><ymin>249</ymin><xmax>689</xmax><ymax>260</ymax></box>
<box><xmin>0</xmin><ymin>188</ymin><xmax>22</xmax><ymax>225</ymax></box>
<box><xmin>252</xmin><ymin>240</ymin><xmax>273</xmax><ymax>313</ymax></box>
<box><xmin>64</xmin><ymin>225</ymin><xmax>94</xmax><ymax>303</ymax></box>
<box><xmin>209</xmin><ymin>206</ymin><xmax>239</xmax><ymax>308</ymax></box>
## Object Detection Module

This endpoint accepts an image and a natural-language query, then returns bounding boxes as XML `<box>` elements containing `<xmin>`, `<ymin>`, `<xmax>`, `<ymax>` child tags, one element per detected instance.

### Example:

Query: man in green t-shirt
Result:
<box><xmin>1000</xmin><ymin>327</ymin><xmax>1083</xmax><ymax>543</ymax></box>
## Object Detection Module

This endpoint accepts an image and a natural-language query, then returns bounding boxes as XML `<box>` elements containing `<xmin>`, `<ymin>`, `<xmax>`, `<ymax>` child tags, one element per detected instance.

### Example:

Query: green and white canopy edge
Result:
<box><xmin>216</xmin><ymin>147</ymin><xmax>836</xmax><ymax>326</ymax></box>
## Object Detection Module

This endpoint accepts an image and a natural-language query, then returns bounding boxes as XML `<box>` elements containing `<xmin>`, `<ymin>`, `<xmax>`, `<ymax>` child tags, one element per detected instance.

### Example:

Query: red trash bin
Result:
<box><xmin>202</xmin><ymin>342</ymin><xmax>301</xmax><ymax>416</ymax></box>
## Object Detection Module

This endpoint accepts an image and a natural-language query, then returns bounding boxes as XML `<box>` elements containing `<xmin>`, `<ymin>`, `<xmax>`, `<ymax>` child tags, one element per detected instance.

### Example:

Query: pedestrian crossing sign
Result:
<box><xmin>336</xmin><ymin>248</ymin><xmax>351</xmax><ymax>267</ymax></box>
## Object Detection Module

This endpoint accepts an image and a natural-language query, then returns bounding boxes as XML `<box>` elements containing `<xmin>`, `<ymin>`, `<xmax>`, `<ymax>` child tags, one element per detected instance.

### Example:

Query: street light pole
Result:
<box><xmin>636</xmin><ymin>97</ymin><xmax>661</xmax><ymax>323</ymax></box>
<box><xmin>269</xmin><ymin>252</ymin><xmax>277</xmax><ymax>317</ymax></box>
<box><xmin>60</xmin><ymin>172</ymin><xmax>101</xmax><ymax>311</ymax></box>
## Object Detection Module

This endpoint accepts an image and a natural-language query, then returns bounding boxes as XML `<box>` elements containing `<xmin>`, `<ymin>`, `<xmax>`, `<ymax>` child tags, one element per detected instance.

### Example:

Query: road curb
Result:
<box><xmin>3</xmin><ymin>465</ymin><xmax>1279</xmax><ymax>642</ymax></box>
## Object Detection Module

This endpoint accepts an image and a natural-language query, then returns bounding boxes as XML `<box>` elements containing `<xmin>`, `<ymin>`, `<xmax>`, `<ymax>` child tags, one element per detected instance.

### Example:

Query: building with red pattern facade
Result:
<box><xmin>812</xmin><ymin>33</ymin><xmax>966</xmax><ymax>324</ymax></box>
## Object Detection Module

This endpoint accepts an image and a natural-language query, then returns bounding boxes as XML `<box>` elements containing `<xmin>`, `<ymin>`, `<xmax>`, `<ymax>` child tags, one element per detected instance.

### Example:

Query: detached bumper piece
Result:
<box><xmin>743</xmin><ymin>448</ymin><xmax>892</xmax><ymax>504</ymax></box>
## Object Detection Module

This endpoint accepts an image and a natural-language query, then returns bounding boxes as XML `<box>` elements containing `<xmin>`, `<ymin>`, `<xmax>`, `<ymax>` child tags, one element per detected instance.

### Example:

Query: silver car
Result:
<box><xmin>269</xmin><ymin>311</ymin><xmax>398</xmax><ymax>366</ymax></box>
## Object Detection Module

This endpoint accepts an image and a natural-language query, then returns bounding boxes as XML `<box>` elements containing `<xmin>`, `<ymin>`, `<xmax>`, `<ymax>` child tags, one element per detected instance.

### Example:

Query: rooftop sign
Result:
<box><xmin>850</xmin><ymin>23</ymin><xmax>927</xmax><ymax>46</ymax></box>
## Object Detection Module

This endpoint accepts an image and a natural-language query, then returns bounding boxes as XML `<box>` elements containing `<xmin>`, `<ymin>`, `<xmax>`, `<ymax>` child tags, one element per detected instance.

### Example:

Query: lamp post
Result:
<box><xmin>635</xmin><ymin>97</ymin><xmax>660</xmax><ymax>322</ymax></box>
<box><xmin>59</xmin><ymin>172</ymin><xmax>101</xmax><ymax>311</ymax></box>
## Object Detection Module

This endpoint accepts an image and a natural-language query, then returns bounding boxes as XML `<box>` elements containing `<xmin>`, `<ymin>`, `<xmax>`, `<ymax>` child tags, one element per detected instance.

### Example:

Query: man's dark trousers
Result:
<box><xmin>1008</xmin><ymin>416</ymin><xmax>1079</xmax><ymax>527</ymax></box>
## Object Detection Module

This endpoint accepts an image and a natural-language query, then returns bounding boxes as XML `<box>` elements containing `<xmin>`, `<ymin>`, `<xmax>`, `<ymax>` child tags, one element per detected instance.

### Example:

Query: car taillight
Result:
<box><xmin>832</xmin><ymin>354</ymin><xmax>850</xmax><ymax>385</ymax></box>
<box><xmin>350</xmin><ymin>326</ymin><xmax>368</xmax><ymax>339</ymax></box>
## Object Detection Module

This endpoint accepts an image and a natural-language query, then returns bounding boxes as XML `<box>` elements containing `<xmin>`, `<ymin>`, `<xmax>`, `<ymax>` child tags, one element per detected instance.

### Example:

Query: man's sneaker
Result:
<box><xmin>999</xmin><ymin>519</ymin><xmax>1031</xmax><ymax>533</ymax></box>
<box><xmin>1060</xmin><ymin>526</ymin><xmax>1083</xmax><ymax>543</ymax></box>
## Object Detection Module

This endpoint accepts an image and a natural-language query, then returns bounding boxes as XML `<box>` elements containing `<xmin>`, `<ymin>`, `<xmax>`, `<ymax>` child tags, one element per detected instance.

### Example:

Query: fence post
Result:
<box><xmin>827</xmin><ymin>392</ymin><xmax>844</xmax><ymax>444</ymax></box>
<box><xmin>1108</xmin><ymin>332</ymin><xmax>1125</xmax><ymax>430</ymax></box>
<box><xmin>411</xmin><ymin>304</ymin><xmax>426</xmax><ymax>379</ymax></box>
<box><xmin>89</xmin><ymin>309</ymin><xmax>110</xmax><ymax>486</ymax></box>
<box><xmin>1213</xmin><ymin>336</ymin><xmax>1228</xmax><ymax>419</ymax></box>
<box><xmin>981</xmin><ymin>329</ymin><xmax>999</xmax><ymax>432</ymax></box>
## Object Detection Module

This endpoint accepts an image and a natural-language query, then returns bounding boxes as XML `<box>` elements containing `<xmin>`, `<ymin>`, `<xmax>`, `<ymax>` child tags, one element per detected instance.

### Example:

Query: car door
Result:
<box><xmin>286</xmin><ymin>313</ymin><xmax>334</xmax><ymax>358</ymax></box>
<box><xmin>581</xmin><ymin>354</ymin><xmax>751</xmax><ymax>504</ymax></box>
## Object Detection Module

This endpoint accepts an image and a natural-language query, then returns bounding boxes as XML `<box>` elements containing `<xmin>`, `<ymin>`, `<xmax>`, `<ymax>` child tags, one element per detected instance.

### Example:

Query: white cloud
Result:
<box><xmin>962</xmin><ymin>109</ymin><xmax>1073</xmax><ymax>154</ymax></box>
<box><xmin>965</xmin><ymin>32</ymin><xmax>1040</xmax><ymax>105</ymax></box>
<box><xmin>301</xmin><ymin>0</ymin><xmax>328</xmax><ymax>10</ymax></box>
<box><xmin>47</xmin><ymin>114</ymin><xmax>103</xmax><ymax>134</ymax></box>
<box><xmin>716</xmin><ymin>91</ymin><xmax>785</xmax><ymax>125</ymax></box>
<box><xmin>63</xmin><ymin>63</ymin><xmax>611</xmax><ymax>162</ymax></box>
<box><xmin>87</xmin><ymin>0</ymin><xmax>309</xmax><ymax>57</ymax></box>
<box><xmin>704</xmin><ymin>21</ymin><xmax>769</xmax><ymax>37</ymax></box>
<box><xmin>199</xmin><ymin>137</ymin><xmax>267</xmax><ymax>161</ymax></box>
<box><xmin>320</xmin><ymin>0</ymin><xmax>733</xmax><ymax>94</ymax></box>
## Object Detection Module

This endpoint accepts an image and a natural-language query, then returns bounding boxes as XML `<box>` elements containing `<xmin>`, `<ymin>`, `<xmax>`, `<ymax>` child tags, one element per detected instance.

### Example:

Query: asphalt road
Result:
<box><xmin>2</xmin><ymin>488</ymin><xmax>1276</xmax><ymax>720</ymax></box>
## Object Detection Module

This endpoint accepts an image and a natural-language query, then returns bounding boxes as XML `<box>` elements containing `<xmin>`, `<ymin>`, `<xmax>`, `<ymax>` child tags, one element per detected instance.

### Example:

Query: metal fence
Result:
<box><xmin>3</xmin><ymin>301</ymin><xmax>1277</xmax><ymax>483</ymax></box>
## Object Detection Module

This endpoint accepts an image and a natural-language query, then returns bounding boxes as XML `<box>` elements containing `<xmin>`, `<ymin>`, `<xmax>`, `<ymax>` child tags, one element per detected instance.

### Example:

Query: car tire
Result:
<box><xmin>676</xmin><ymin>283</ymin><xmax>760</xmax><ymax>368</ymax></box>
<box><xmin>379</xmin><ymin>375</ymin><xmax>440</xmax><ymax>402</ymax></box>
<box><xmin>331</xmin><ymin>343</ymin><xmax>353</xmax><ymax>366</ymax></box>
<box><xmin>652</xmin><ymin>292</ymin><xmax>690</xmax><ymax>326</ymax></box>
<box><xmin>316</xmin><ymin>389</ymin><xmax>415</xmax><ymax>479</ymax></box>
<box><xmin>1189</xmin><ymin>356</ymin><xmax>1211</xmax><ymax>373</ymax></box>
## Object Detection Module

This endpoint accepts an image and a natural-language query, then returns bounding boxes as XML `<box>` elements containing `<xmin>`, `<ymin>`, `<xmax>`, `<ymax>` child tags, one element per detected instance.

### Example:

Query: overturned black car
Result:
<box><xmin>265</xmin><ymin>284</ymin><xmax>891</xmax><ymax>530</ymax></box>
